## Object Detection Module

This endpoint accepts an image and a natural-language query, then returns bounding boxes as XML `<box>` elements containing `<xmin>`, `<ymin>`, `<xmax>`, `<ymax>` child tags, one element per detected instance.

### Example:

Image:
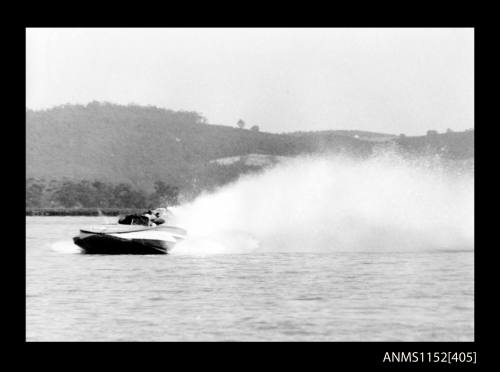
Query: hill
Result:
<box><xmin>393</xmin><ymin>130</ymin><xmax>475</xmax><ymax>160</ymax></box>
<box><xmin>26</xmin><ymin>102</ymin><xmax>474</xmax><ymax>209</ymax></box>
<box><xmin>26</xmin><ymin>102</ymin><xmax>378</xmax><ymax>191</ymax></box>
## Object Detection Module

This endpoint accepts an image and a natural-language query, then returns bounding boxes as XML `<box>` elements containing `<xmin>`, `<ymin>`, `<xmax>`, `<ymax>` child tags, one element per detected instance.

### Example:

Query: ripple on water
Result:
<box><xmin>26</xmin><ymin>217</ymin><xmax>474</xmax><ymax>341</ymax></box>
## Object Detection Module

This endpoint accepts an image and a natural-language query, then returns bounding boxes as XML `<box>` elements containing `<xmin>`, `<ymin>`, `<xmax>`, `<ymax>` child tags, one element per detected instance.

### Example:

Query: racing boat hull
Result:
<box><xmin>73</xmin><ymin>225</ymin><xmax>187</xmax><ymax>255</ymax></box>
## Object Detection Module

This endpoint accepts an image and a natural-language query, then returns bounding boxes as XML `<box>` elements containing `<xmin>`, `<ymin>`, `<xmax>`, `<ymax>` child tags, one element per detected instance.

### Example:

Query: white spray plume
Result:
<box><xmin>171</xmin><ymin>152</ymin><xmax>474</xmax><ymax>255</ymax></box>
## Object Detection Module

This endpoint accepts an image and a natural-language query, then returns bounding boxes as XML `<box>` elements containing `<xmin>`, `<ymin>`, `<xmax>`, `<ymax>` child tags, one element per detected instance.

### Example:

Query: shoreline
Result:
<box><xmin>25</xmin><ymin>208</ymin><xmax>142</xmax><ymax>216</ymax></box>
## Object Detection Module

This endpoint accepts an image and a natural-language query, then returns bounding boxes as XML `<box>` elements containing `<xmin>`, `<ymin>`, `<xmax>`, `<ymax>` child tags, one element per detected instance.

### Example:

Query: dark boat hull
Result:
<box><xmin>73</xmin><ymin>224</ymin><xmax>186</xmax><ymax>255</ymax></box>
<box><xmin>73</xmin><ymin>233</ymin><xmax>174</xmax><ymax>255</ymax></box>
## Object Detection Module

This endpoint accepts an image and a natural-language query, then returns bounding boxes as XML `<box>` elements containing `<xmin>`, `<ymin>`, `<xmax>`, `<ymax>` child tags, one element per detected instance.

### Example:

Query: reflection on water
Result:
<box><xmin>26</xmin><ymin>217</ymin><xmax>473</xmax><ymax>341</ymax></box>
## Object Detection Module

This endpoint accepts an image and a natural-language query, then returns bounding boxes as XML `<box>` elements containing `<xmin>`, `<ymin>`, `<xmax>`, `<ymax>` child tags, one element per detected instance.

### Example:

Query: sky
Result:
<box><xmin>26</xmin><ymin>28</ymin><xmax>474</xmax><ymax>135</ymax></box>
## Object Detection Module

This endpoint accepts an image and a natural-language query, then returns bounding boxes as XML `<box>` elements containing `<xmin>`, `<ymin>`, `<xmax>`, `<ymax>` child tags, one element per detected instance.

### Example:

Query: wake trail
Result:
<box><xmin>170</xmin><ymin>152</ymin><xmax>474</xmax><ymax>255</ymax></box>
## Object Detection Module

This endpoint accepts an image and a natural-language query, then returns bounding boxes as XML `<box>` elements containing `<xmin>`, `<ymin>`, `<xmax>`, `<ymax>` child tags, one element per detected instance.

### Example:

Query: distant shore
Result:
<box><xmin>26</xmin><ymin>208</ymin><xmax>142</xmax><ymax>216</ymax></box>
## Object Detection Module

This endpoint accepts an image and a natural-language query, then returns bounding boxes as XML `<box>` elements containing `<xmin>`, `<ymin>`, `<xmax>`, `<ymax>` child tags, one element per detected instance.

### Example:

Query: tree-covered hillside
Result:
<box><xmin>393</xmin><ymin>130</ymin><xmax>474</xmax><ymax>160</ymax></box>
<box><xmin>26</xmin><ymin>102</ymin><xmax>474</xmax><ymax>210</ymax></box>
<box><xmin>26</xmin><ymin>102</ymin><xmax>376</xmax><ymax>191</ymax></box>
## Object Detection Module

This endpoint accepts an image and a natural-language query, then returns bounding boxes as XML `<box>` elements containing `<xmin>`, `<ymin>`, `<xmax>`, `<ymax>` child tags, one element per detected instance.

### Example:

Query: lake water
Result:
<box><xmin>26</xmin><ymin>216</ymin><xmax>474</xmax><ymax>341</ymax></box>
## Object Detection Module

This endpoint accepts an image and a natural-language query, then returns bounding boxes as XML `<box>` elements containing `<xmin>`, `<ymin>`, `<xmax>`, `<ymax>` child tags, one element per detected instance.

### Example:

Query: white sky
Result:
<box><xmin>26</xmin><ymin>28</ymin><xmax>473</xmax><ymax>135</ymax></box>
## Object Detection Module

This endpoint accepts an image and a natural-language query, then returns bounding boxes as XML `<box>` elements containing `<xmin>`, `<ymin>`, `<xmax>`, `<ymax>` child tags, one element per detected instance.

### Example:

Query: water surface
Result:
<box><xmin>26</xmin><ymin>216</ymin><xmax>474</xmax><ymax>341</ymax></box>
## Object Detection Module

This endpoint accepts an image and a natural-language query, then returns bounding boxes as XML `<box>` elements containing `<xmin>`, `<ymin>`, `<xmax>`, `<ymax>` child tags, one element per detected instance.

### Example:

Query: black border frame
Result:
<box><xmin>21</xmin><ymin>25</ymin><xmax>483</xmax><ymax>370</ymax></box>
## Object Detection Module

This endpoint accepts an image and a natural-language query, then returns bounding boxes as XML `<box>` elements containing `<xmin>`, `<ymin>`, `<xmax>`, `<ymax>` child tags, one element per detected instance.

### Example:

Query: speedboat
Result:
<box><xmin>73</xmin><ymin>224</ymin><xmax>187</xmax><ymax>254</ymax></box>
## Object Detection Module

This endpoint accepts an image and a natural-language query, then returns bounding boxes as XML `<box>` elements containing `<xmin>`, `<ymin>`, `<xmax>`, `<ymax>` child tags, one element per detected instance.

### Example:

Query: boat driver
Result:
<box><xmin>144</xmin><ymin>208</ymin><xmax>167</xmax><ymax>226</ymax></box>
